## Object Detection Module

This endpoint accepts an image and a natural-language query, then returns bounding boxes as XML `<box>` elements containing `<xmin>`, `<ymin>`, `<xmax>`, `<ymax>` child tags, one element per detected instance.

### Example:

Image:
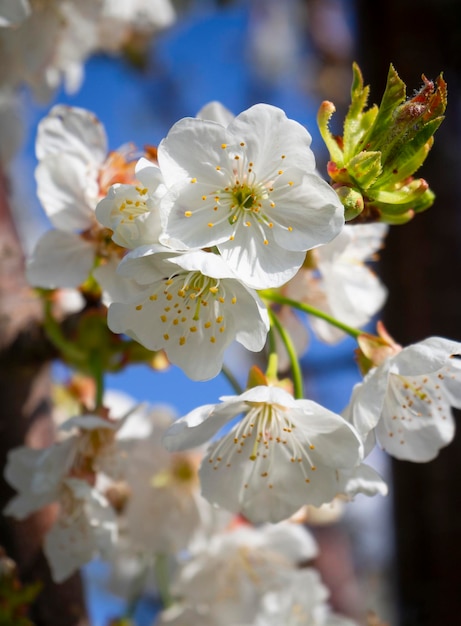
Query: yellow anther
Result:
<box><xmin>190</xmin><ymin>326</ymin><xmax>197</xmax><ymax>332</ymax></box>
<box><xmin>209</xmin><ymin>286</ymin><xmax>218</xmax><ymax>294</ymax></box>
<box><xmin>270</xmin><ymin>201</ymin><xmax>275</xmax><ymax>207</ymax></box>
<box><xmin>184</xmin><ymin>211</ymin><xmax>192</xmax><ymax>217</ymax></box>
<box><xmin>135</xmin><ymin>304</ymin><xmax>143</xmax><ymax>311</ymax></box>
<box><xmin>281</xmin><ymin>154</ymin><xmax>286</xmax><ymax>159</ymax></box>
<box><xmin>202</xmin><ymin>195</ymin><xmax>207</xmax><ymax>200</ymax></box>
<box><xmin>221</xmin><ymin>143</ymin><xmax>227</xmax><ymax>149</ymax></box>
<box><xmin>160</xmin><ymin>315</ymin><xmax>167</xmax><ymax>322</ymax></box>
<box><xmin>278</xmin><ymin>170</ymin><xmax>284</xmax><ymax>175</ymax></box>
<box><xmin>288</xmin><ymin>181</ymin><xmax>294</xmax><ymax>186</ymax></box>
<box><xmin>234</xmin><ymin>155</ymin><xmax>240</xmax><ymax>160</ymax></box>
<box><xmin>216</xmin><ymin>316</ymin><xmax>223</xmax><ymax>323</ymax></box>
<box><xmin>288</xmin><ymin>226</ymin><xmax>293</xmax><ymax>232</ymax></box>
<box><xmin>179</xmin><ymin>337</ymin><xmax>186</xmax><ymax>346</ymax></box>
<box><xmin>204</xmin><ymin>321</ymin><xmax>211</xmax><ymax>328</ymax></box>
<box><xmin>231</xmin><ymin>296</ymin><xmax>237</xmax><ymax>304</ymax></box>
<box><xmin>216</xmin><ymin>166</ymin><xmax>221</xmax><ymax>171</ymax></box>
<box><xmin>263</xmin><ymin>239</ymin><xmax>269</xmax><ymax>245</ymax></box>
<box><xmin>163</xmin><ymin>333</ymin><xmax>169</xmax><ymax>340</ymax></box>
<box><xmin>210</xmin><ymin>336</ymin><xmax>216</xmax><ymax>343</ymax></box>
<box><xmin>190</xmin><ymin>178</ymin><xmax>197</xmax><ymax>183</ymax></box>
<box><xmin>208</xmin><ymin>222</ymin><xmax>214</xmax><ymax>228</ymax></box>
<box><xmin>149</xmin><ymin>294</ymin><xmax>157</xmax><ymax>301</ymax></box>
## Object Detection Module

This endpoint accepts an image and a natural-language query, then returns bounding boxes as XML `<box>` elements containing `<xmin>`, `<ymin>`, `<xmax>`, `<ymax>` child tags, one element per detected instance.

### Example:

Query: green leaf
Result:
<box><xmin>362</xmin><ymin>64</ymin><xmax>407</xmax><ymax>151</ymax></box>
<box><xmin>347</xmin><ymin>150</ymin><xmax>382</xmax><ymax>189</ymax></box>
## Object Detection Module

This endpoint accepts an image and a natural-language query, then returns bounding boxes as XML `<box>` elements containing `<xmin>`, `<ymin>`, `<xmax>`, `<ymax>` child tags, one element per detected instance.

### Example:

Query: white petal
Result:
<box><xmin>36</xmin><ymin>104</ymin><xmax>107</xmax><ymax>163</ymax></box>
<box><xmin>196</xmin><ymin>101</ymin><xmax>235</xmax><ymax>125</ymax></box>
<box><xmin>393</xmin><ymin>337</ymin><xmax>461</xmax><ymax>376</ymax></box>
<box><xmin>35</xmin><ymin>153</ymin><xmax>98</xmax><ymax>230</ymax></box>
<box><xmin>26</xmin><ymin>230</ymin><xmax>95</xmax><ymax>288</ymax></box>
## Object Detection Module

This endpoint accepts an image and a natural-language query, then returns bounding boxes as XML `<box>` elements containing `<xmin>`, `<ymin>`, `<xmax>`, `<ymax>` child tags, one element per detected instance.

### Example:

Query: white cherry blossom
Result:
<box><xmin>27</xmin><ymin>105</ymin><xmax>143</xmax><ymax>296</ymax></box>
<box><xmin>163</xmin><ymin>385</ymin><xmax>363</xmax><ymax>523</ymax></box>
<box><xmin>96</xmin><ymin>156</ymin><xmax>164</xmax><ymax>250</ymax></box>
<box><xmin>44</xmin><ymin>478</ymin><xmax>117</xmax><ymax>583</ymax></box>
<box><xmin>253</xmin><ymin>568</ymin><xmax>359</xmax><ymax>626</ymax></box>
<box><xmin>108</xmin><ymin>247</ymin><xmax>269</xmax><ymax>380</ymax></box>
<box><xmin>350</xmin><ymin>336</ymin><xmax>461</xmax><ymax>461</ymax></box>
<box><xmin>155</xmin><ymin>522</ymin><xmax>318</xmax><ymax>626</ymax></box>
<box><xmin>158</xmin><ymin>103</ymin><xmax>344</xmax><ymax>289</ymax></box>
<box><xmin>119</xmin><ymin>406</ymin><xmax>212</xmax><ymax>555</ymax></box>
<box><xmin>0</xmin><ymin>0</ymin><xmax>175</xmax><ymax>96</ymax></box>
<box><xmin>285</xmin><ymin>223</ymin><xmax>388</xmax><ymax>343</ymax></box>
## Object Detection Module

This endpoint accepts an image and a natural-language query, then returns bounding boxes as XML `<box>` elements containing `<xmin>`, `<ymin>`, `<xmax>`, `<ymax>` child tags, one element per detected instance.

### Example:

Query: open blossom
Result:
<box><xmin>158</xmin><ymin>103</ymin><xmax>344</xmax><ymax>289</ymax></box>
<box><xmin>155</xmin><ymin>522</ymin><xmax>318</xmax><ymax>626</ymax></box>
<box><xmin>285</xmin><ymin>223</ymin><xmax>388</xmax><ymax>343</ymax></box>
<box><xmin>117</xmin><ymin>406</ymin><xmax>213</xmax><ymax>555</ymax></box>
<box><xmin>96</xmin><ymin>157</ymin><xmax>164</xmax><ymax>250</ymax></box>
<box><xmin>0</xmin><ymin>0</ymin><xmax>175</xmax><ymax>97</ymax></box>
<box><xmin>253</xmin><ymin>568</ymin><xmax>359</xmax><ymax>626</ymax></box>
<box><xmin>43</xmin><ymin>478</ymin><xmax>117</xmax><ymax>583</ymax></box>
<box><xmin>349</xmin><ymin>336</ymin><xmax>461</xmax><ymax>461</ymax></box>
<box><xmin>26</xmin><ymin>105</ymin><xmax>149</xmax><ymax>299</ymax></box>
<box><xmin>3</xmin><ymin>411</ymin><xmax>133</xmax><ymax>581</ymax></box>
<box><xmin>163</xmin><ymin>385</ymin><xmax>363</xmax><ymax>523</ymax></box>
<box><xmin>108</xmin><ymin>247</ymin><xmax>269</xmax><ymax>380</ymax></box>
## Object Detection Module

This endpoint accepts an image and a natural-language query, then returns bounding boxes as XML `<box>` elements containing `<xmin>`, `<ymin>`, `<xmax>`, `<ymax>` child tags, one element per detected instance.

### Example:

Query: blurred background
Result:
<box><xmin>1</xmin><ymin>1</ymin><xmax>461</xmax><ymax>625</ymax></box>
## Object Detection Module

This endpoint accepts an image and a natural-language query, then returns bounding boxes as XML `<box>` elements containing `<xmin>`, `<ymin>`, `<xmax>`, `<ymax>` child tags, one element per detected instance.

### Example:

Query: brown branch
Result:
<box><xmin>0</xmin><ymin>168</ymin><xmax>89</xmax><ymax>626</ymax></box>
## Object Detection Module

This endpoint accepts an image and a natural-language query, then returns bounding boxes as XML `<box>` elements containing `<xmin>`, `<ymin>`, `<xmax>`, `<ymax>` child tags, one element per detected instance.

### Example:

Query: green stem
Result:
<box><xmin>221</xmin><ymin>364</ymin><xmax>243</xmax><ymax>395</ymax></box>
<box><xmin>154</xmin><ymin>553</ymin><xmax>173</xmax><ymax>609</ymax></box>
<box><xmin>268</xmin><ymin>309</ymin><xmax>304</xmax><ymax>400</ymax></box>
<box><xmin>261</xmin><ymin>291</ymin><xmax>362</xmax><ymax>339</ymax></box>
<box><xmin>43</xmin><ymin>299</ymin><xmax>86</xmax><ymax>364</ymax></box>
<box><xmin>90</xmin><ymin>351</ymin><xmax>105</xmax><ymax>410</ymax></box>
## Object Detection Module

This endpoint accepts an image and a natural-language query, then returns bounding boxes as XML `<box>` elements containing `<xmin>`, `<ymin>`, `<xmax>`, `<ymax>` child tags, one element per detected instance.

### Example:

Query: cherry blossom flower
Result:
<box><xmin>163</xmin><ymin>385</ymin><xmax>363</xmax><ymax>523</ymax></box>
<box><xmin>118</xmin><ymin>406</ymin><xmax>214</xmax><ymax>555</ymax></box>
<box><xmin>95</xmin><ymin>157</ymin><xmax>164</xmax><ymax>250</ymax></box>
<box><xmin>0</xmin><ymin>0</ymin><xmax>175</xmax><ymax>97</ymax></box>
<box><xmin>285</xmin><ymin>223</ymin><xmax>388</xmax><ymax>343</ymax></box>
<box><xmin>350</xmin><ymin>336</ymin><xmax>461</xmax><ymax>461</ymax></box>
<box><xmin>253</xmin><ymin>568</ymin><xmax>359</xmax><ymax>626</ymax></box>
<box><xmin>107</xmin><ymin>248</ymin><xmax>269</xmax><ymax>380</ymax></box>
<box><xmin>43</xmin><ymin>478</ymin><xmax>117</xmax><ymax>583</ymax></box>
<box><xmin>3</xmin><ymin>410</ymin><xmax>136</xmax><ymax>581</ymax></box>
<box><xmin>158</xmin><ymin>103</ymin><xmax>344</xmax><ymax>289</ymax></box>
<box><xmin>155</xmin><ymin>522</ymin><xmax>318</xmax><ymax>626</ymax></box>
<box><xmin>98</xmin><ymin>0</ymin><xmax>176</xmax><ymax>52</ymax></box>
<box><xmin>26</xmin><ymin>105</ymin><xmax>147</xmax><ymax>299</ymax></box>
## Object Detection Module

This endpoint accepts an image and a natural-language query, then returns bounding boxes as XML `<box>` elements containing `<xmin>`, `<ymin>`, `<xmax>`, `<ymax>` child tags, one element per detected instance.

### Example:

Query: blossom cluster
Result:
<box><xmin>3</xmin><ymin>63</ymin><xmax>459</xmax><ymax>625</ymax></box>
<box><xmin>0</xmin><ymin>0</ymin><xmax>175</xmax><ymax>99</ymax></box>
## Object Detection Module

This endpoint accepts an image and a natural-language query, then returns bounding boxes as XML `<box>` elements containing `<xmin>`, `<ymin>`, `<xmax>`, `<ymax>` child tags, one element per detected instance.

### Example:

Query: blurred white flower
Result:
<box><xmin>44</xmin><ymin>478</ymin><xmax>117</xmax><ymax>583</ymax></box>
<box><xmin>155</xmin><ymin>522</ymin><xmax>318</xmax><ymax>626</ymax></box>
<box><xmin>285</xmin><ymin>223</ymin><xmax>388</xmax><ymax>343</ymax></box>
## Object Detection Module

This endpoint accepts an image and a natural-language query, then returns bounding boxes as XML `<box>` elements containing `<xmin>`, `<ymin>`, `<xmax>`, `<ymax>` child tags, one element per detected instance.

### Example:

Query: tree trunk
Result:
<box><xmin>356</xmin><ymin>2</ymin><xmax>461</xmax><ymax>624</ymax></box>
<box><xmin>0</xmin><ymin>169</ymin><xmax>89</xmax><ymax>625</ymax></box>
